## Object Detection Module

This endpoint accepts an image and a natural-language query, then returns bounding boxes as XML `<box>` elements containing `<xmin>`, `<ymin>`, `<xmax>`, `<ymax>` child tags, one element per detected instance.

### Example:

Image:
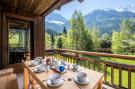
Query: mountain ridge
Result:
<box><xmin>45</xmin><ymin>9</ymin><xmax>135</xmax><ymax>35</ymax></box>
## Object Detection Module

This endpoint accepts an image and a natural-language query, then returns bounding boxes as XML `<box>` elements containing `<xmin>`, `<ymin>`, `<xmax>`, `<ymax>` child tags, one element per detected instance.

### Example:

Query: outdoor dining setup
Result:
<box><xmin>23</xmin><ymin>57</ymin><xmax>103</xmax><ymax>89</ymax></box>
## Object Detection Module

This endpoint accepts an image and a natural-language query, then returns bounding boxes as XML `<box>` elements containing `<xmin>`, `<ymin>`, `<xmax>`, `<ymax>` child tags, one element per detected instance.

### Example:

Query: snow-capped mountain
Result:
<box><xmin>45</xmin><ymin>13</ymin><xmax>69</xmax><ymax>34</ymax></box>
<box><xmin>45</xmin><ymin>9</ymin><xmax>135</xmax><ymax>35</ymax></box>
<box><xmin>115</xmin><ymin>4</ymin><xmax>135</xmax><ymax>13</ymax></box>
<box><xmin>84</xmin><ymin>9</ymin><xmax>135</xmax><ymax>35</ymax></box>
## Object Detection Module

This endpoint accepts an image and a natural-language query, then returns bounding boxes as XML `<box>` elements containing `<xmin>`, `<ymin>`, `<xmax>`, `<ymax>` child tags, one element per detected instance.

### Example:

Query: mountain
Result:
<box><xmin>45</xmin><ymin>13</ymin><xmax>68</xmax><ymax>34</ymax></box>
<box><xmin>84</xmin><ymin>9</ymin><xmax>135</xmax><ymax>35</ymax></box>
<box><xmin>45</xmin><ymin>9</ymin><xmax>135</xmax><ymax>35</ymax></box>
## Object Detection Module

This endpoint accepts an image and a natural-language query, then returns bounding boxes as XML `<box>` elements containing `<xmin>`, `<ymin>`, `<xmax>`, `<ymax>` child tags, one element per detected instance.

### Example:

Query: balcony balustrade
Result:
<box><xmin>45</xmin><ymin>49</ymin><xmax>135</xmax><ymax>89</ymax></box>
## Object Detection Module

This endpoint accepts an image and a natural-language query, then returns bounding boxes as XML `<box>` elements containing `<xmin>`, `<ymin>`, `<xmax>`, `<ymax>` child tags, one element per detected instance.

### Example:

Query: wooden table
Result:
<box><xmin>23</xmin><ymin>61</ymin><xmax>103</xmax><ymax>89</ymax></box>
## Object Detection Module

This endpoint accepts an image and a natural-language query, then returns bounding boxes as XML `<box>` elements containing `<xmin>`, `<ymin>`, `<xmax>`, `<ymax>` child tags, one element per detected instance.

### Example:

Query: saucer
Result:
<box><xmin>74</xmin><ymin>77</ymin><xmax>89</xmax><ymax>85</ymax></box>
<box><xmin>55</xmin><ymin>68</ymin><xmax>66</xmax><ymax>73</ymax></box>
<box><xmin>34</xmin><ymin>69</ymin><xmax>45</xmax><ymax>73</ymax></box>
<box><xmin>58</xmin><ymin>69</ymin><xmax>66</xmax><ymax>73</ymax></box>
<box><xmin>47</xmin><ymin>79</ymin><xmax>63</xmax><ymax>87</ymax></box>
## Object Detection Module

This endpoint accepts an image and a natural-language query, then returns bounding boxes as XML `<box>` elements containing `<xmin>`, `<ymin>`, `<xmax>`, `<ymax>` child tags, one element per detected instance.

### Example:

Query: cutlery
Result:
<box><xmin>42</xmin><ymin>77</ymin><xmax>66</xmax><ymax>82</ymax></box>
<box><xmin>73</xmin><ymin>82</ymin><xmax>82</xmax><ymax>89</ymax></box>
<box><xmin>61</xmin><ymin>77</ymin><xmax>66</xmax><ymax>81</ymax></box>
<box><xmin>42</xmin><ymin>79</ymin><xmax>49</xmax><ymax>82</ymax></box>
<box><xmin>68</xmin><ymin>78</ymin><xmax>82</xmax><ymax>89</ymax></box>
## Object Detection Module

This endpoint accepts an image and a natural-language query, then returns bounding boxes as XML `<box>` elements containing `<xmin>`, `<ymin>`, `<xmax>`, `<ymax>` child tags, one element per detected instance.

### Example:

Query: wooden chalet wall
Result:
<box><xmin>0</xmin><ymin>0</ymin><xmax>76</xmax><ymax>70</ymax></box>
<box><xmin>0</xmin><ymin>7</ymin><xmax>2</xmax><ymax>69</ymax></box>
<box><xmin>0</xmin><ymin>5</ymin><xmax>45</xmax><ymax>69</ymax></box>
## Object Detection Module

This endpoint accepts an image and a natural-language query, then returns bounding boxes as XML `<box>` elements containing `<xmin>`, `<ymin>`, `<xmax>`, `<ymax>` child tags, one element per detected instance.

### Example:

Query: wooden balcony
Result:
<box><xmin>45</xmin><ymin>49</ymin><xmax>135</xmax><ymax>89</ymax></box>
<box><xmin>0</xmin><ymin>0</ymin><xmax>134</xmax><ymax>89</ymax></box>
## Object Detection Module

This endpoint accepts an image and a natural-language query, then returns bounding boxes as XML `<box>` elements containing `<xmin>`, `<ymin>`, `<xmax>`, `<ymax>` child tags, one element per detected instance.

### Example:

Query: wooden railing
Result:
<box><xmin>45</xmin><ymin>49</ymin><xmax>135</xmax><ymax>89</ymax></box>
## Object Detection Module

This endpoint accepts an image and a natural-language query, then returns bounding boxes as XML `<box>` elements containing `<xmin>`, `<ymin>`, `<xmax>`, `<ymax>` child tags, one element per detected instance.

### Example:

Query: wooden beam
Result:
<box><xmin>2</xmin><ymin>12</ymin><xmax>8</xmax><ymax>68</ymax></box>
<box><xmin>4</xmin><ymin>13</ymin><xmax>35</xmax><ymax>21</ymax></box>
<box><xmin>10</xmin><ymin>0</ymin><xmax>17</xmax><ymax>8</ymax></box>
<box><xmin>0</xmin><ymin>4</ymin><xmax>38</xmax><ymax>16</ymax></box>
<box><xmin>34</xmin><ymin>0</ymin><xmax>50</xmax><ymax>14</ymax></box>
<box><xmin>25</xmin><ymin>0</ymin><xmax>34</xmax><ymax>10</ymax></box>
<box><xmin>33</xmin><ymin>16</ymin><xmax>45</xmax><ymax>57</ymax></box>
<box><xmin>40</xmin><ymin>0</ymin><xmax>60</xmax><ymax>16</ymax></box>
<box><xmin>37</xmin><ymin>0</ymin><xmax>52</xmax><ymax>15</ymax></box>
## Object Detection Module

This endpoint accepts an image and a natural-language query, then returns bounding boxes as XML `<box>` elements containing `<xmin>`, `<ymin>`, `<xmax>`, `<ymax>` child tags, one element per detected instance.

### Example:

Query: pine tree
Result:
<box><xmin>68</xmin><ymin>10</ymin><xmax>93</xmax><ymax>51</ymax></box>
<box><xmin>63</xmin><ymin>27</ymin><xmax>67</xmax><ymax>35</ymax></box>
<box><xmin>51</xmin><ymin>33</ymin><xmax>55</xmax><ymax>48</ymax></box>
<box><xmin>56</xmin><ymin>37</ymin><xmax>62</xmax><ymax>48</ymax></box>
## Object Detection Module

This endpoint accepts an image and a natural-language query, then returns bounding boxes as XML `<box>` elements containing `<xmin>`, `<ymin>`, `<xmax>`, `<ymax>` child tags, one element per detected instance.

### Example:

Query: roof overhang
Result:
<box><xmin>0</xmin><ymin>0</ymin><xmax>84</xmax><ymax>17</ymax></box>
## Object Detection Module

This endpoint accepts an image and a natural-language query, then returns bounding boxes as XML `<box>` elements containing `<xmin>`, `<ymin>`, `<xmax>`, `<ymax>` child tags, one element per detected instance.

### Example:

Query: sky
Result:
<box><xmin>52</xmin><ymin>0</ymin><xmax>135</xmax><ymax>19</ymax></box>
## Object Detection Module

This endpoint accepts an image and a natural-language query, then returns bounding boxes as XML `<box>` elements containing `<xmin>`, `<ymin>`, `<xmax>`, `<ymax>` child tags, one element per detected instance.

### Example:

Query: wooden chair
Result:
<box><xmin>0</xmin><ymin>68</ymin><xmax>19</xmax><ymax>89</ymax></box>
<box><xmin>0</xmin><ymin>68</ymin><xmax>13</xmax><ymax>77</ymax></box>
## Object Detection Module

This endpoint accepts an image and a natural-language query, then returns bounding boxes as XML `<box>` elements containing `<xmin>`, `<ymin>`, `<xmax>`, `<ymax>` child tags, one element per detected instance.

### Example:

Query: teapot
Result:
<box><xmin>46</xmin><ymin>57</ymin><xmax>52</xmax><ymax>65</ymax></box>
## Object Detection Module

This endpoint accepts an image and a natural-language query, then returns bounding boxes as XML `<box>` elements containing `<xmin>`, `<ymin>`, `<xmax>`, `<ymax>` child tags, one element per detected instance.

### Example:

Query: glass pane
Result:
<box><xmin>8</xmin><ymin>20</ymin><xmax>30</xmax><ymax>64</ymax></box>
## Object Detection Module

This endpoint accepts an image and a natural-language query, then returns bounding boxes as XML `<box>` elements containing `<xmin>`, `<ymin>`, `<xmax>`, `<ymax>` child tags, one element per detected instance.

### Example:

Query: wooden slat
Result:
<box><xmin>81</xmin><ymin>60</ymin><xmax>83</xmax><ymax>66</ymax></box>
<box><xmin>119</xmin><ymin>68</ymin><xmax>122</xmax><ymax>87</ymax></box>
<box><xmin>85</xmin><ymin>61</ymin><xmax>87</xmax><ymax>68</ymax></box>
<box><xmin>34</xmin><ymin>0</ymin><xmax>50</xmax><ymax>14</ymax></box>
<box><xmin>111</xmin><ymin>66</ymin><xmax>114</xmax><ymax>84</ymax></box>
<box><xmin>68</xmin><ymin>57</ymin><xmax>70</xmax><ymax>62</ymax></box>
<box><xmin>93</xmin><ymin>62</ymin><xmax>95</xmax><ymax>70</ymax></box>
<box><xmin>89</xmin><ymin>61</ymin><xmax>91</xmax><ymax>69</ymax></box>
<box><xmin>98</xmin><ymin>62</ymin><xmax>101</xmax><ymax>72</ymax></box>
<box><xmin>25</xmin><ymin>0</ymin><xmax>34</xmax><ymax>10</ymax></box>
<box><xmin>128</xmin><ymin>69</ymin><xmax>131</xmax><ymax>89</ymax></box>
<box><xmin>104</xmin><ymin>64</ymin><xmax>107</xmax><ymax>82</ymax></box>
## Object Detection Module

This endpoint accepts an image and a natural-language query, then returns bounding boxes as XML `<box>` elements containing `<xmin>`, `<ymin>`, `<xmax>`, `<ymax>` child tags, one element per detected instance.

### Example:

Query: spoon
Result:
<box><xmin>42</xmin><ymin>79</ymin><xmax>49</xmax><ymax>82</ymax></box>
<box><xmin>68</xmin><ymin>78</ymin><xmax>82</xmax><ymax>89</ymax></box>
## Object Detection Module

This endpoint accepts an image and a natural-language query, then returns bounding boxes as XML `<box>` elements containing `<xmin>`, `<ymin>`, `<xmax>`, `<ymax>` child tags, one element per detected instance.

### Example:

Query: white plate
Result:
<box><xmin>74</xmin><ymin>77</ymin><xmax>89</xmax><ymax>85</ymax></box>
<box><xmin>47</xmin><ymin>79</ymin><xmax>63</xmax><ymax>87</ymax></box>
<box><xmin>34</xmin><ymin>69</ymin><xmax>45</xmax><ymax>73</ymax></box>
<box><xmin>57</xmin><ymin>69</ymin><xmax>66</xmax><ymax>73</ymax></box>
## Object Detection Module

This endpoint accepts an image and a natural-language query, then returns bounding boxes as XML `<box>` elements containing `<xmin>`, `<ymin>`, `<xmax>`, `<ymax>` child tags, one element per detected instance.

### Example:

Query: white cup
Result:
<box><xmin>49</xmin><ymin>74</ymin><xmax>61</xmax><ymax>85</ymax></box>
<box><xmin>73</xmin><ymin>64</ymin><xmax>80</xmax><ymax>70</ymax></box>
<box><xmin>37</xmin><ymin>65</ymin><xmax>45</xmax><ymax>71</ymax></box>
<box><xmin>76</xmin><ymin>71</ymin><xmax>87</xmax><ymax>82</ymax></box>
<box><xmin>31</xmin><ymin>61</ymin><xmax>38</xmax><ymax>66</ymax></box>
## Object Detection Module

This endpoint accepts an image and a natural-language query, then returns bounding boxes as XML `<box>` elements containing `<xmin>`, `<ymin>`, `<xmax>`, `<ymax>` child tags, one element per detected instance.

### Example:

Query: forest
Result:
<box><xmin>46</xmin><ymin>11</ymin><xmax>135</xmax><ymax>55</ymax></box>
